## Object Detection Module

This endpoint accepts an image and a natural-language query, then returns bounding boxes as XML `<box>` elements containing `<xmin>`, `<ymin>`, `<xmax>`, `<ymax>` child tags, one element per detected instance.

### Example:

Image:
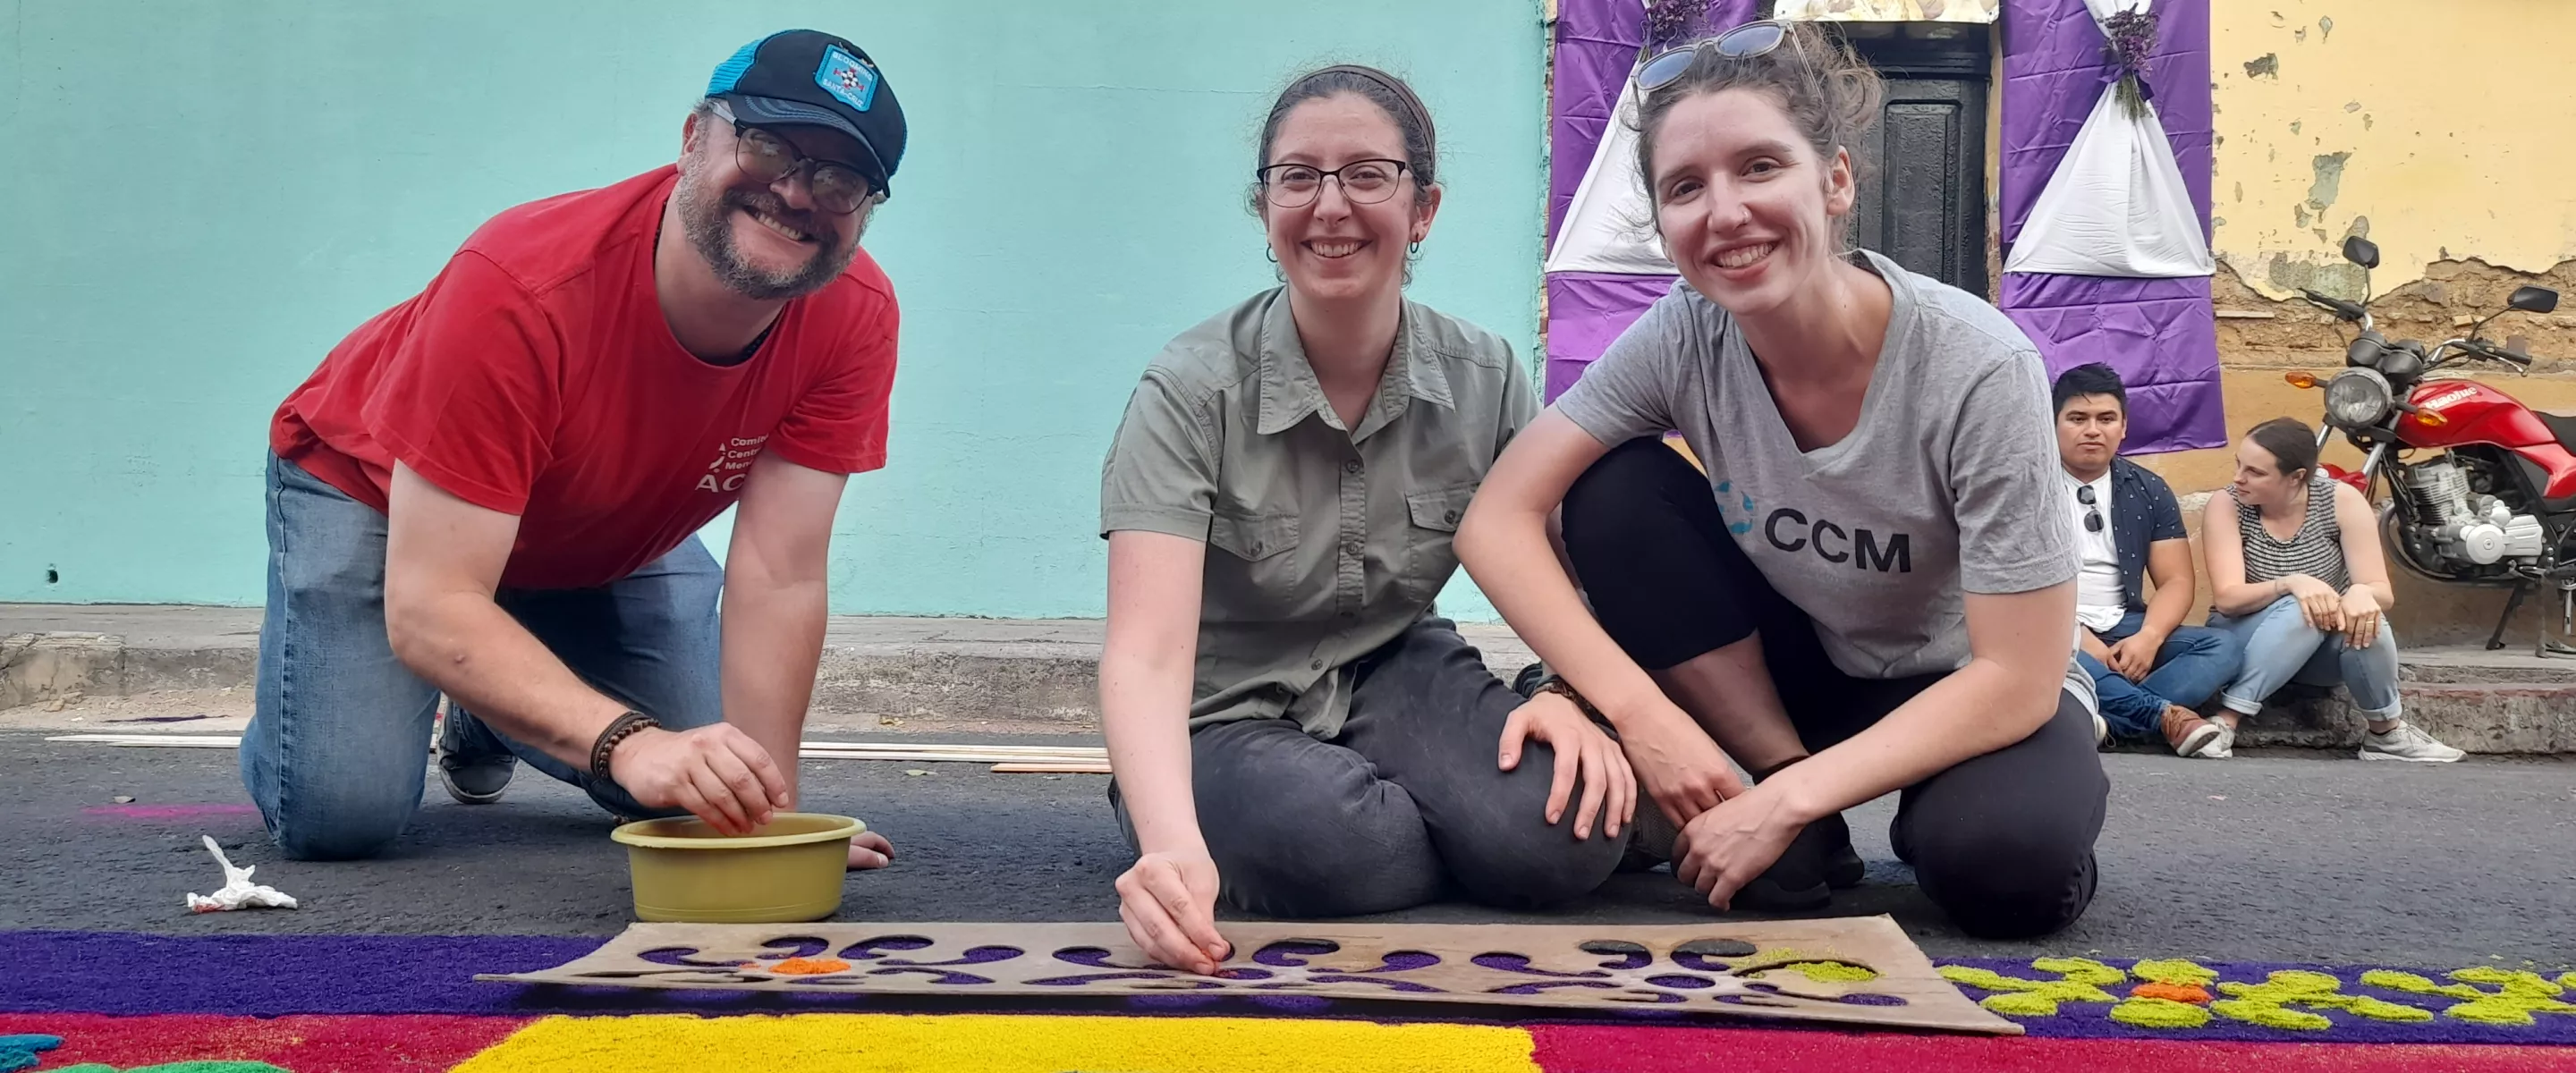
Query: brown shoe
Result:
<box><xmin>2161</xmin><ymin>704</ymin><xmax>2226</xmax><ymax>757</ymax></box>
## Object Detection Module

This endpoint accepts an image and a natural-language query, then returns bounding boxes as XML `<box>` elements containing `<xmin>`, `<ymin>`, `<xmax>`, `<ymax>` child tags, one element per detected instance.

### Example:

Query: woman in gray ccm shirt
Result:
<box><xmin>1456</xmin><ymin>23</ymin><xmax>2107</xmax><ymax>940</ymax></box>
<box><xmin>1095</xmin><ymin>64</ymin><xmax>1631</xmax><ymax>976</ymax></box>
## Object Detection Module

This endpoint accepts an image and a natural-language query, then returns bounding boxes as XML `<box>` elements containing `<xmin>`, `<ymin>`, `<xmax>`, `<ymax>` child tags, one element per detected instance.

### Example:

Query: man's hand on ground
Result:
<box><xmin>607</xmin><ymin>724</ymin><xmax>791</xmax><ymax>836</ymax></box>
<box><xmin>2106</xmin><ymin>631</ymin><xmax>2162</xmax><ymax>682</ymax></box>
<box><xmin>847</xmin><ymin>832</ymin><xmax>893</xmax><ymax>870</ymax></box>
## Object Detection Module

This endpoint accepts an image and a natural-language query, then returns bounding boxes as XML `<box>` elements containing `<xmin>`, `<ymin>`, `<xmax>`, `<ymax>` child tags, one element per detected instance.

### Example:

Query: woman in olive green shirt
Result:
<box><xmin>1097</xmin><ymin>64</ymin><xmax>1632</xmax><ymax>975</ymax></box>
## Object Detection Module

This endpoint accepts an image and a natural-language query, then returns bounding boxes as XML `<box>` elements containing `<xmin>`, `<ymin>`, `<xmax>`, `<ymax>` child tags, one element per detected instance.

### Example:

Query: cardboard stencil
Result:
<box><xmin>478</xmin><ymin>915</ymin><xmax>2019</xmax><ymax>1035</ymax></box>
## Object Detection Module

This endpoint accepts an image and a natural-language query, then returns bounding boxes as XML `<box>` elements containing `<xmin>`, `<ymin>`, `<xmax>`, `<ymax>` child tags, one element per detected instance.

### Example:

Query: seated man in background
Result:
<box><xmin>2053</xmin><ymin>364</ymin><xmax>2242</xmax><ymax>756</ymax></box>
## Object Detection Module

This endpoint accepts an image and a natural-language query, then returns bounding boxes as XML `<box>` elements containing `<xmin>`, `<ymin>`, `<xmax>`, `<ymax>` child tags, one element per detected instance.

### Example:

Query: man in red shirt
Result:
<box><xmin>252</xmin><ymin>30</ymin><xmax>905</xmax><ymax>866</ymax></box>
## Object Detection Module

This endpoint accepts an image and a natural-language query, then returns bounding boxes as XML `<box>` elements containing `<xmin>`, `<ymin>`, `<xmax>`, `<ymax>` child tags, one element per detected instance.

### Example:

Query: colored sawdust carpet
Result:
<box><xmin>5</xmin><ymin>931</ymin><xmax>2575</xmax><ymax>1070</ymax></box>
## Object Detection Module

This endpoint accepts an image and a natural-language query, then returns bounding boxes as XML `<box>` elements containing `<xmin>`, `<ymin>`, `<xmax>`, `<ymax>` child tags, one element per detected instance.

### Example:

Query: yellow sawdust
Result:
<box><xmin>452</xmin><ymin>1013</ymin><xmax>1541</xmax><ymax>1073</ymax></box>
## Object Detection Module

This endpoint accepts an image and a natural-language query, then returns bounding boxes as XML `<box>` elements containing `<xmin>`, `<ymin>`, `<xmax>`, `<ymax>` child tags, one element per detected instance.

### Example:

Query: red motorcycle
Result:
<box><xmin>2289</xmin><ymin>235</ymin><xmax>2573</xmax><ymax>656</ymax></box>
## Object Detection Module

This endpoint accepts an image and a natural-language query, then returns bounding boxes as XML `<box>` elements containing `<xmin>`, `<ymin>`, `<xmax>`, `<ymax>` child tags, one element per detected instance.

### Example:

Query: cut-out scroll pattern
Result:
<box><xmin>478</xmin><ymin>918</ymin><xmax>2019</xmax><ymax>1035</ymax></box>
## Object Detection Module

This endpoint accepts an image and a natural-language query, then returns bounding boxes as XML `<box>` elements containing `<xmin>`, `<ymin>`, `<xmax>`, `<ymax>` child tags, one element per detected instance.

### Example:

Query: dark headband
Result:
<box><xmin>1305</xmin><ymin>63</ymin><xmax>1436</xmax><ymax>165</ymax></box>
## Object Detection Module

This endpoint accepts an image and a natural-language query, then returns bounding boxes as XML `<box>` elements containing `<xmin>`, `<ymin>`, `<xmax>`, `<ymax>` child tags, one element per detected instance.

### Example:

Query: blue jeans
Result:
<box><xmin>242</xmin><ymin>454</ymin><xmax>724</xmax><ymax>860</ymax></box>
<box><xmin>2075</xmin><ymin>612</ymin><xmax>2243</xmax><ymax>740</ymax></box>
<box><xmin>2206</xmin><ymin>595</ymin><xmax>2402</xmax><ymax>721</ymax></box>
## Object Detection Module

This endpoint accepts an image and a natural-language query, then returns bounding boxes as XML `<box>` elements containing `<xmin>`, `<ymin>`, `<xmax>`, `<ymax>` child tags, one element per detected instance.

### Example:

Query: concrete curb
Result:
<box><xmin>0</xmin><ymin>631</ymin><xmax>258</xmax><ymax>711</ymax></box>
<box><xmin>5</xmin><ymin>604</ymin><xmax>2572</xmax><ymax>752</ymax></box>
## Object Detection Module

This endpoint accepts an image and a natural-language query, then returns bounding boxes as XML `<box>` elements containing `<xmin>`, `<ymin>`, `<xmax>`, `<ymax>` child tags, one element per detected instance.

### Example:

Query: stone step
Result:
<box><xmin>7</xmin><ymin>604</ymin><xmax>2572</xmax><ymax>752</ymax></box>
<box><xmin>2239</xmin><ymin>682</ymin><xmax>2576</xmax><ymax>753</ymax></box>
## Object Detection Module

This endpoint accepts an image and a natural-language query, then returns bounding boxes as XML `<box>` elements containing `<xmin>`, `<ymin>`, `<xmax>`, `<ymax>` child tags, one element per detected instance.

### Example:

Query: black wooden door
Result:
<box><xmin>1840</xmin><ymin>26</ymin><xmax>1990</xmax><ymax>297</ymax></box>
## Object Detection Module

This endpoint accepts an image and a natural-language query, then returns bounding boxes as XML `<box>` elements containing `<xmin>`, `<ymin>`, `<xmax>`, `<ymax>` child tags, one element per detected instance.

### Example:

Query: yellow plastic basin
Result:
<box><xmin>609</xmin><ymin>812</ymin><xmax>862</xmax><ymax>923</ymax></box>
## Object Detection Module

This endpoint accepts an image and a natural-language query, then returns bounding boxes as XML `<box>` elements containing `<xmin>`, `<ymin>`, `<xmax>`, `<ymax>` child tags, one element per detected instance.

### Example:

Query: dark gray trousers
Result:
<box><xmin>1114</xmin><ymin>617</ymin><xmax>1628</xmax><ymax>917</ymax></box>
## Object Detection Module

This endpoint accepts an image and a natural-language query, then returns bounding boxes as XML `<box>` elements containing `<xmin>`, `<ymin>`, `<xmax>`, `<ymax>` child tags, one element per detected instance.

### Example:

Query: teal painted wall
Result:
<box><xmin>0</xmin><ymin>0</ymin><xmax>1546</xmax><ymax>620</ymax></box>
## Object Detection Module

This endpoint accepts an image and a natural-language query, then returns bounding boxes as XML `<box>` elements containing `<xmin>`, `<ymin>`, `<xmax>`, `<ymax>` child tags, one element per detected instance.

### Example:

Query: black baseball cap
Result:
<box><xmin>705</xmin><ymin>30</ymin><xmax>907</xmax><ymax>197</ymax></box>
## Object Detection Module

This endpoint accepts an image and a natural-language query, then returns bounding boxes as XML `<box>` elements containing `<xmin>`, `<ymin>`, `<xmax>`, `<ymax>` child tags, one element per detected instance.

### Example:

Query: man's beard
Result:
<box><xmin>674</xmin><ymin>173</ymin><xmax>869</xmax><ymax>300</ymax></box>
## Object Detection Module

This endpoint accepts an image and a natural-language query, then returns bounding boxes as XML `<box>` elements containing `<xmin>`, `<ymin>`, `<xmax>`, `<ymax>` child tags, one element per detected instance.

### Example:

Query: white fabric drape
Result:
<box><xmin>1544</xmin><ymin>73</ymin><xmax>1676</xmax><ymax>275</ymax></box>
<box><xmin>2002</xmin><ymin>0</ymin><xmax>2214</xmax><ymax>278</ymax></box>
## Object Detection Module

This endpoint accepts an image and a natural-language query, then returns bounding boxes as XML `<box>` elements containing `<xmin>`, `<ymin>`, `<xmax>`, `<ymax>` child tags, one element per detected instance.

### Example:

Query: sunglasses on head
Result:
<box><xmin>1637</xmin><ymin>20</ymin><xmax>1789</xmax><ymax>92</ymax></box>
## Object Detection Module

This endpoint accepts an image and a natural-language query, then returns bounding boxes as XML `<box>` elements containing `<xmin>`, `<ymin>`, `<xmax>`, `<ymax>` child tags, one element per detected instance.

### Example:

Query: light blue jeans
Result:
<box><xmin>2206</xmin><ymin>594</ymin><xmax>2402</xmax><ymax>721</ymax></box>
<box><xmin>242</xmin><ymin>454</ymin><xmax>724</xmax><ymax>860</ymax></box>
<box><xmin>2074</xmin><ymin>612</ymin><xmax>2244</xmax><ymax>741</ymax></box>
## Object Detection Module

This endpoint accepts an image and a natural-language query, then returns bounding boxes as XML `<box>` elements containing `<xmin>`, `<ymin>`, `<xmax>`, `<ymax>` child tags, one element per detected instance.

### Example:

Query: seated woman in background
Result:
<box><xmin>2199</xmin><ymin>417</ymin><xmax>2462</xmax><ymax>762</ymax></box>
<box><xmin>1093</xmin><ymin>63</ymin><xmax>1631</xmax><ymax>976</ymax></box>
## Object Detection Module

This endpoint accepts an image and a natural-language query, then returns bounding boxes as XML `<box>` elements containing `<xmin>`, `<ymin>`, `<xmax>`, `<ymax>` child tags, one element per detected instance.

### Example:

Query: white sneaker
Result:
<box><xmin>2360</xmin><ymin>722</ymin><xmax>2465</xmax><ymax>763</ymax></box>
<box><xmin>2093</xmin><ymin>711</ymin><xmax>2110</xmax><ymax>748</ymax></box>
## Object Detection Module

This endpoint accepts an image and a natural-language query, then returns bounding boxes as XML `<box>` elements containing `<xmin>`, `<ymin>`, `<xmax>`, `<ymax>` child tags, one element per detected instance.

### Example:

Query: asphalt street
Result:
<box><xmin>4</xmin><ymin>731</ymin><xmax>2571</xmax><ymax>968</ymax></box>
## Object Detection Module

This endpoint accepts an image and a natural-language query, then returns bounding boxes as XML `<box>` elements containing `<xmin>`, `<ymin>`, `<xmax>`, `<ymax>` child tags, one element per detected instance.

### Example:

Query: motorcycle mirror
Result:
<box><xmin>2510</xmin><ymin>285</ymin><xmax>2559</xmax><ymax>314</ymax></box>
<box><xmin>2343</xmin><ymin>235</ymin><xmax>2381</xmax><ymax>269</ymax></box>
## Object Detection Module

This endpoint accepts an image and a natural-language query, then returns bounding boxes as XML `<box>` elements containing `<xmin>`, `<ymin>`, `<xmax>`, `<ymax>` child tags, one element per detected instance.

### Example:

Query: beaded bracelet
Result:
<box><xmin>589</xmin><ymin>710</ymin><xmax>661</xmax><ymax>783</ymax></box>
<box><xmin>1532</xmin><ymin>676</ymin><xmax>1606</xmax><ymax>724</ymax></box>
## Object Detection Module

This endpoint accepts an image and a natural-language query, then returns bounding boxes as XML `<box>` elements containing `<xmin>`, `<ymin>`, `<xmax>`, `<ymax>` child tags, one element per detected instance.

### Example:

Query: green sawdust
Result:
<box><xmin>1750</xmin><ymin>961</ymin><xmax>1878</xmax><ymax>983</ymax></box>
<box><xmin>2110</xmin><ymin>996</ymin><xmax>2213</xmax><ymax>1029</ymax></box>
<box><xmin>2213</xmin><ymin>969</ymin><xmax>2433</xmax><ymax>1030</ymax></box>
<box><xmin>2131</xmin><ymin>959</ymin><xmax>2221</xmax><ymax>986</ymax></box>
<box><xmin>2101</xmin><ymin>959</ymin><xmax>2223</xmax><ymax>1027</ymax></box>
<box><xmin>2362</xmin><ymin>967</ymin><xmax>2576</xmax><ymax>1027</ymax></box>
<box><xmin>1727</xmin><ymin>947</ymin><xmax>1879</xmax><ymax>984</ymax></box>
<box><xmin>1939</xmin><ymin>958</ymin><xmax>2124</xmax><ymax>1015</ymax></box>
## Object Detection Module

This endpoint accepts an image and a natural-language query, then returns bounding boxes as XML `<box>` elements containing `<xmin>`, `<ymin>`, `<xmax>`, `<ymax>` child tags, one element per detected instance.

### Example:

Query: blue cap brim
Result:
<box><xmin>718</xmin><ymin>94</ymin><xmax>892</xmax><ymax>195</ymax></box>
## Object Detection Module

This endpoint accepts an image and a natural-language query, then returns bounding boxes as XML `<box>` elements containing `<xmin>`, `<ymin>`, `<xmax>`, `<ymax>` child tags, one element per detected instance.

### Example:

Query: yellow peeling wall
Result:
<box><xmin>2123</xmin><ymin>0</ymin><xmax>2576</xmax><ymax>644</ymax></box>
<box><xmin>2210</xmin><ymin>0</ymin><xmax>2576</xmax><ymax>300</ymax></box>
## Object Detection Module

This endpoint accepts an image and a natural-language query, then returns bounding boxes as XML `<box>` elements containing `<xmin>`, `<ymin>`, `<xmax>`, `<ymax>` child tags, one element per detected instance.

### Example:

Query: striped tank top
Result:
<box><xmin>2234</xmin><ymin>473</ymin><xmax>2350</xmax><ymax>591</ymax></box>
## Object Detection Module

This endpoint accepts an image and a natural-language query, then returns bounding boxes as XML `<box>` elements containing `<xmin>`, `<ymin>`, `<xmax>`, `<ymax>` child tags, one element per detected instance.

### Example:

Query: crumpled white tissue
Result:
<box><xmin>185</xmin><ymin>835</ymin><xmax>299</xmax><ymax>912</ymax></box>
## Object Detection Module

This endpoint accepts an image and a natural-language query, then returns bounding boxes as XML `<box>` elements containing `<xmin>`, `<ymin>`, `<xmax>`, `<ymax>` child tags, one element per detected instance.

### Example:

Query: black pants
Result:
<box><xmin>1111</xmin><ymin>618</ymin><xmax>1627</xmax><ymax>918</ymax></box>
<box><xmin>1561</xmin><ymin>438</ymin><xmax>2107</xmax><ymax>940</ymax></box>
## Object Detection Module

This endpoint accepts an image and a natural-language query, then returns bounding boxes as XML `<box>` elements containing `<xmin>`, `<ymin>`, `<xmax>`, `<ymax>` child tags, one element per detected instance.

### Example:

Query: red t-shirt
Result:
<box><xmin>271</xmin><ymin>165</ymin><xmax>898</xmax><ymax>590</ymax></box>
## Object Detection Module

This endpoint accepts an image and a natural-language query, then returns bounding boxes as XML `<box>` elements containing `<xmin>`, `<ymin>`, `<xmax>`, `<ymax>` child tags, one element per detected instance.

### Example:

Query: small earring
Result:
<box><xmin>1265</xmin><ymin>247</ymin><xmax>1278</xmax><ymax>264</ymax></box>
<box><xmin>1408</xmin><ymin>240</ymin><xmax>1421</xmax><ymax>255</ymax></box>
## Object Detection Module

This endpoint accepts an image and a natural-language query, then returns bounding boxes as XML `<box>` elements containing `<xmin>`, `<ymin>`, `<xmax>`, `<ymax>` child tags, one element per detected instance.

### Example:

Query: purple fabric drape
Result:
<box><xmin>1544</xmin><ymin>0</ymin><xmax>1756</xmax><ymax>401</ymax></box>
<box><xmin>2000</xmin><ymin>0</ymin><xmax>2224</xmax><ymax>453</ymax></box>
<box><xmin>1548</xmin><ymin>0</ymin><xmax>1761</xmax><ymax>244</ymax></box>
<box><xmin>1545</xmin><ymin>273</ymin><xmax>1680</xmax><ymax>398</ymax></box>
<box><xmin>1547</xmin><ymin>0</ymin><xmax>1648</xmax><ymax>247</ymax></box>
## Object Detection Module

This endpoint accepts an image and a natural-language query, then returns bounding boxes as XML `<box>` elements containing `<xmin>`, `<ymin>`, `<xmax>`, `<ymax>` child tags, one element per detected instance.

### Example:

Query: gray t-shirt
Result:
<box><xmin>1555</xmin><ymin>249</ymin><xmax>2093</xmax><ymax>712</ymax></box>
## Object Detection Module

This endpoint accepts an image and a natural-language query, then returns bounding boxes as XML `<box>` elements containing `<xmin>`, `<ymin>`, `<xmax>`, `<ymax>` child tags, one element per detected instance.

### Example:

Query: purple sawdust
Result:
<box><xmin>755</xmin><ymin>937</ymin><xmax>833</xmax><ymax>959</ymax></box>
<box><xmin>1838</xmin><ymin>993</ymin><xmax>1907</xmax><ymax>1006</ymax></box>
<box><xmin>8</xmin><ymin>932</ymin><xmax>2570</xmax><ymax>1045</ymax></box>
<box><xmin>1048</xmin><ymin>947</ymin><xmax>1123</xmax><ymax>967</ymax></box>
<box><xmin>1646</xmin><ymin>975</ymin><xmax>1716</xmax><ymax>989</ymax></box>
<box><xmin>1126</xmin><ymin>993</ymin><xmax>1227</xmax><ymax>1010</ymax></box>
<box><xmin>108</xmin><ymin>714</ymin><xmax>218</xmax><ymax>723</ymax></box>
